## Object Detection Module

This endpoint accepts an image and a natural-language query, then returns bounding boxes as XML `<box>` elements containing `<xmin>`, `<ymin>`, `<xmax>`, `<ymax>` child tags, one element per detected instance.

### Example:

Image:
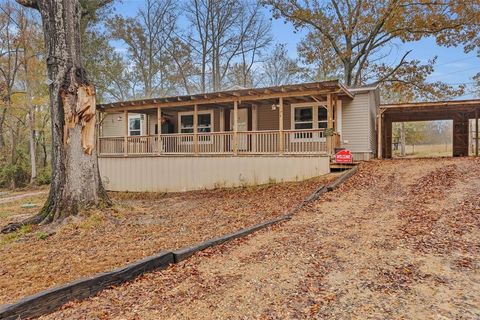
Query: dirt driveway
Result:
<box><xmin>43</xmin><ymin>158</ymin><xmax>480</xmax><ymax>320</ymax></box>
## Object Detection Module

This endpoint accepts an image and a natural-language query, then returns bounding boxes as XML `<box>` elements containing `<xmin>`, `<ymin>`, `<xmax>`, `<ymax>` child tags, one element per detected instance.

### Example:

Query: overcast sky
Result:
<box><xmin>114</xmin><ymin>0</ymin><xmax>480</xmax><ymax>99</ymax></box>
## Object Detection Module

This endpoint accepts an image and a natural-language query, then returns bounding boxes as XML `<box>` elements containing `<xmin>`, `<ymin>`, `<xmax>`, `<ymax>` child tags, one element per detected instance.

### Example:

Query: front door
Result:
<box><xmin>230</xmin><ymin>108</ymin><xmax>249</xmax><ymax>150</ymax></box>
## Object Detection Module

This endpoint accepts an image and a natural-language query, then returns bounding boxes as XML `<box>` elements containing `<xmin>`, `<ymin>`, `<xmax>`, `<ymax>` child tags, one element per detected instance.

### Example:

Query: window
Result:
<box><xmin>294</xmin><ymin>107</ymin><xmax>314</xmax><ymax>129</ymax></box>
<box><xmin>178</xmin><ymin>110</ymin><xmax>214</xmax><ymax>144</ymax></box>
<box><xmin>318</xmin><ymin>107</ymin><xmax>328</xmax><ymax>128</ymax></box>
<box><xmin>198</xmin><ymin>114</ymin><xmax>212</xmax><ymax>133</ymax></box>
<box><xmin>292</xmin><ymin>105</ymin><xmax>330</xmax><ymax>130</ymax></box>
<box><xmin>180</xmin><ymin>115</ymin><xmax>194</xmax><ymax>133</ymax></box>
<box><xmin>291</xmin><ymin>104</ymin><xmax>331</xmax><ymax>140</ymax></box>
<box><xmin>128</xmin><ymin>115</ymin><xmax>143</xmax><ymax>136</ymax></box>
<box><xmin>179</xmin><ymin>111</ymin><xmax>213</xmax><ymax>133</ymax></box>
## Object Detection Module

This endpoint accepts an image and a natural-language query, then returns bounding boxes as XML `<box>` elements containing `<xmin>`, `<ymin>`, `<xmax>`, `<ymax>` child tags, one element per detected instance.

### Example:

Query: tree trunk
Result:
<box><xmin>24</xmin><ymin>45</ymin><xmax>37</xmax><ymax>184</ymax></box>
<box><xmin>3</xmin><ymin>0</ymin><xmax>110</xmax><ymax>232</ymax></box>
<box><xmin>38</xmin><ymin>0</ymin><xmax>110</xmax><ymax>223</ymax></box>
<box><xmin>0</xmin><ymin>104</ymin><xmax>7</xmax><ymax>151</ymax></box>
<box><xmin>28</xmin><ymin>105</ymin><xmax>37</xmax><ymax>183</ymax></box>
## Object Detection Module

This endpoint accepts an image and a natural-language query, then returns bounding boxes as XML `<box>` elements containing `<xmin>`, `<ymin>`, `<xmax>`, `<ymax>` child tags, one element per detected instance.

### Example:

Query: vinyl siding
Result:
<box><xmin>102</xmin><ymin>112</ymin><xmax>147</xmax><ymax>137</ymax></box>
<box><xmin>342</xmin><ymin>92</ymin><xmax>372</xmax><ymax>153</ymax></box>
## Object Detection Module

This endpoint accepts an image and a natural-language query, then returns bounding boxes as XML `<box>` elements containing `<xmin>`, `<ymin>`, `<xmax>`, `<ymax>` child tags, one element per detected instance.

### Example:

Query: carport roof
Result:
<box><xmin>380</xmin><ymin>99</ymin><xmax>480</xmax><ymax>113</ymax></box>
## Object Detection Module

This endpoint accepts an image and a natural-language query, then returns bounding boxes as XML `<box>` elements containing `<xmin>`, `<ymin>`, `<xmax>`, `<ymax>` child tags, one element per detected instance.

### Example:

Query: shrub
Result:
<box><xmin>36</xmin><ymin>167</ymin><xmax>51</xmax><ymax>186</ymax></box>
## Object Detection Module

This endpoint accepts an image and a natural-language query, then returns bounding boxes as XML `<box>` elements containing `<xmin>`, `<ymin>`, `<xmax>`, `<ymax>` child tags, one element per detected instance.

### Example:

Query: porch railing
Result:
<box><xmin>98</xmin><ymin>129</ymin><xmax>335</xmax><ymax>156</ymax></box>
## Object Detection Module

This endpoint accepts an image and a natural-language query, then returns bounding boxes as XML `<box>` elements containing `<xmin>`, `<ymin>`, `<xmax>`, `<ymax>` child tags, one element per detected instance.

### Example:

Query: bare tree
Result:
<box><xmin>261</xmin><ymin>43</ymin><xmax>305</xmax><ymax>86</ymax></box>
<box><xmin>227</xmin><ymin>1</ymin><xmax>272</xmax><ymax>88</ymax></box>
<box><xmin>185</xmin><ymin>0</ymin><xmax>272</xmax><ymax>92</ymax></box>
<box><xmin>107</xmin><ymin>0</ymin><xmax>178</xmax><ymax>98</ymax></box>
<box><xmin>0</xmin><ymin>1</ymin><xmax>23</xmax><ymax>151</ymax></box>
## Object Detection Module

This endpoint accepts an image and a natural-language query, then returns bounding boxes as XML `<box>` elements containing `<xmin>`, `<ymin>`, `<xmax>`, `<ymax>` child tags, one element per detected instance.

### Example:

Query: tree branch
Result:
<box><xmin>374</xmin><ymin>50</ymin><xmax>412</xmax><ymax>85</ymax></box>
<box><xmin>15</xmin><ymin>0</ymin><xmax>38</xmax><ymax>10</ymax></box>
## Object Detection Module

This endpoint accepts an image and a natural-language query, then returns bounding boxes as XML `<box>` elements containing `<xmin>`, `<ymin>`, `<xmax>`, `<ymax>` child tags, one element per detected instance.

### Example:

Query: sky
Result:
<box><xmin>114</xmin><ymin>1</ymin><xmax>480</xmax><ymax>99</ymax></box>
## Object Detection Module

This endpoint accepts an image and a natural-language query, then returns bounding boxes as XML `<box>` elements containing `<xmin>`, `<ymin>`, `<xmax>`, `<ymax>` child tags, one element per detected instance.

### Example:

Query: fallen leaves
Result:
<box><xmin>0</xmin><ymin>174</ymin><xmax>335</xmax><ymax>305</ymax></box>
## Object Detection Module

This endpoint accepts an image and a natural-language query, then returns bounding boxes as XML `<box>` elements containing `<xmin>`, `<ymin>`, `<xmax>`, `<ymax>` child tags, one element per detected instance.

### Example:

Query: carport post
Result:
<box><xmin>377</xmin><ymin>113</ymin><xmax>382</xmax><ymax>159</ymax></box>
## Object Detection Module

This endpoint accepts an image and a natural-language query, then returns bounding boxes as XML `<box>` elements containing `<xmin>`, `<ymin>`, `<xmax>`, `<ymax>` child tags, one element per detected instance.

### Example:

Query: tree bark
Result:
<box><xmin>3</xmin><ymin>0</ymin><xmax>110</xmax><ymax>232</ymax></box>
<box><xmin>28</xmin><ymin>105</ymin><xmax>37</xmax><ymax>183</ymax></box>
<box><xmin>0</xmin><ymin>108</ymin><xmax>6</xmax><ymax>150</ymax></box>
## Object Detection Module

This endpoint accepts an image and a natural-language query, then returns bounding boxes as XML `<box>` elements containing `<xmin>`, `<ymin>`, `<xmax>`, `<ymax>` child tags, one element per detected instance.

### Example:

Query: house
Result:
<box><xmin>97</xmin><ymin>80</ymin><xmax>379</xmax><ymax>192</ymax></box>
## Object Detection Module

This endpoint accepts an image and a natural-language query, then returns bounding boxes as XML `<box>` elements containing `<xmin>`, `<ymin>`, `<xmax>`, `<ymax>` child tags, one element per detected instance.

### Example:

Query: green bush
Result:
<box><xmin>36</xmin><ymin>167</ymin><xmax>51</xmax><ymax>186</ymax></box>
<box><xmin>0</xmin><ymin>163</ymin><xmax>30</xmax><ymax>188</ymax></box>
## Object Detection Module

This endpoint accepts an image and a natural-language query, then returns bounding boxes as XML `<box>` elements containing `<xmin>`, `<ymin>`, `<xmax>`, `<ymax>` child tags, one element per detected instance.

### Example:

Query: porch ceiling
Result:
<box><xmin>98</xmin><ymin>80</ymin><xmax>353</xmax><ymax>113</ymax></box>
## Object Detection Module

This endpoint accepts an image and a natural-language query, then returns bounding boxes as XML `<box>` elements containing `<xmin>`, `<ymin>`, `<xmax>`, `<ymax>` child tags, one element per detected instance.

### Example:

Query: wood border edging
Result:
<box><xmin>327</xmin><ymin>166</ymin><xmax>358</xmax><ymax>191</ymax></box>
<box><xmin>0</xmin><ymin>166</ymin><xmax>358</xmax><ymax>320</ymax></box>
<box><xmin>0</xmin><ymin>252</ymin><xmax>173</xmax><ymax>320</ymax></box>
<box><xmin>173</xmin><ymin>215</ymin><xmax>290</xmax><ymax>263</ymax></box>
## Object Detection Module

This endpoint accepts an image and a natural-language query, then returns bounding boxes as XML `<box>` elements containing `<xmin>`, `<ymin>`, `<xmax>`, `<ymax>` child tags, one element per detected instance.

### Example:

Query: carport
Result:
<box><xmin>378</xmin><ymin>99</ymin><xmax>480</xmax><ymax>158</ymax></box>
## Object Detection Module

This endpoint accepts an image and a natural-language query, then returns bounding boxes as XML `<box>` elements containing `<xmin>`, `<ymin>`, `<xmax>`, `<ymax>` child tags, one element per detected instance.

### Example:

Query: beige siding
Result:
<box><xmin>342</xmin><ymin>92</ymin><xmax>373</xmax><ymax>154</ymax></box>
<box><xmin>102</xmin><ymin>112</ymin><xmax>147</xmax><ymax>137</ymax></box>
<box><xmin>99</xmin><ymin>155</ymin><xmax>330</xmax><ymax>192</ymax></box>
<box><xmin>102</xmin><ymin>113</ymin><xmax>124</xmax><ymax>137</ymax></box>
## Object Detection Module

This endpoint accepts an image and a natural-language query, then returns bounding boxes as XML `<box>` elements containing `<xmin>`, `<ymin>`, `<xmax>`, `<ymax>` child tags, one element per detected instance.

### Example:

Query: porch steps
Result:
<box><xmin>329</xmin><ymin>162</ymin><xmax>359</xmax><ymax>171</ymax></box>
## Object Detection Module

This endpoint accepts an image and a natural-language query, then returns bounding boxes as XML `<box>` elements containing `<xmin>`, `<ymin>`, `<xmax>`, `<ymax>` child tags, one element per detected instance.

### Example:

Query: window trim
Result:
<box><xmin>128</xmin><ymin>114</ymin><xmax>143</xmax><ymax>136</ymax></box>
<box><xmin>177</xmin><ymin>110</ymin><xmax>215</xmax><ymax>144</ymax></box>
<box><xmin>290</xmin><ymin>103</ymin><xmax>329</xmax><ymax>142</ymax></box>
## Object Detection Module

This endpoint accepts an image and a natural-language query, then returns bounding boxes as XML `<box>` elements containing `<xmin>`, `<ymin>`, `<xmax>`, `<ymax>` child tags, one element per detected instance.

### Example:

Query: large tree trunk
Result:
<box><xmin>38</xmin><ymin>0</ymin><xmax>110</xmax><ymax>223</ymax></box>
<box><xmin>3</xmin><ymin>0</ymin><xmax>110</xmax><ymax>232</ymax></box>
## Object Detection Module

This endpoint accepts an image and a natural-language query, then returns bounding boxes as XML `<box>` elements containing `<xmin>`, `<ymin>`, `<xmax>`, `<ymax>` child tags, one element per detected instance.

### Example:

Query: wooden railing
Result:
<box><xmin>98</xmin><ymin>137</ymin><xmax>124</xmax><ymax>155</ymax></box>
<box><xmin>98</xmin><ymin>129</ymin><xmax>333</xmax><ymax>156</ymax></box>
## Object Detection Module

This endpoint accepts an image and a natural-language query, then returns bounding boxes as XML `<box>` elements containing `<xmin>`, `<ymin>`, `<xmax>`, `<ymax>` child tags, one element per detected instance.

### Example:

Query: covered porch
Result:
<box><xmin>97</xmin><ymin>81</ymin><xmax>351</xmax><ymax>157</ymax></box>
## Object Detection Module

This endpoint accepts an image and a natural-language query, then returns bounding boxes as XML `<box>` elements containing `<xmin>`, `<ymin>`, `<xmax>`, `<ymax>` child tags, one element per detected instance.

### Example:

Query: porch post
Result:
<box><xmin>123</xmin><ymin>110</ymin><xmax>128</xmax><ymax>156</ymax></box>
<box><xmin>252</xmin><ymin>105</ymin><xmax>258</xmax><ymax>153</ymax></box>
<box><xmin>194</xmin><ymin>104</ymin><xmax>199</xmax><ymax>155</ymax></box>
<box><xmin>219</xmin><ymin>108</ymin><xmax>225</xmax><ymax>131</ymax></box>
<box><xmin>218</xmin><ymin>108</ymin><xmax>225</xmax><ymax>153</ymax></box>
<box><xmin>326</xmin><ymin>93</ymin><xmax>333</xmax><ymax>155</ymax></box>
<box><xmin>233</xmin><ymin>100</ymin><xmax>238</xmax><ymax>155</ymax></box>
<box><xmin>377</xmin><ymin>112</ymin><xmax>383</xmax><ymax>159</ymax></box>
<box><xmin>476</xmin><ymin>107</ymin><xmax>479</xmax><ymax>157</ymax></box>
<box><xmin>279</xmin><ymin>97</ymin><xmax>284</xmax><ymax>154</ymax></box>
<box><xmin>157</xmin><ymin>106</ymin><xmax>162</xmax><ymax>154</ymax></box>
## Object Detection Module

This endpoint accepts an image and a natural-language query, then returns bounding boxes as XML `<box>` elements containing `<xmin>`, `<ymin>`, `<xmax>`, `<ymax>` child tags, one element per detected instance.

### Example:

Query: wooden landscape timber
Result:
<box><xmin>0</xmin><ymin>252</ymin><xmax>174</xmax><ymax>320</ymax></box>
<box><xmin>0</xmin><ymin>168</ymin><xmax>357</xmax><ymax>320</ymax></box>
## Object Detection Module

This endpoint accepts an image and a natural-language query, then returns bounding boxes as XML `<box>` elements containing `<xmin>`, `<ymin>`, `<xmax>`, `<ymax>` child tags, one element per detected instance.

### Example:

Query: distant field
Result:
<box><xmin>393</xmin><ymin>143</ymin><xmax>452</xmax><ymax>158</ymax></box>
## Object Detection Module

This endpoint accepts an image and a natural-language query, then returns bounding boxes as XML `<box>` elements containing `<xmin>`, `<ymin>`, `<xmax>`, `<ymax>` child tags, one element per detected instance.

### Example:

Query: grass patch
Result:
<box><xmin>78</xmin><ymin>211</ymin><xmax>105</xmax><ymax>230</ymax></box>
<box><xmin>36</xmin><ymin>231</ymin><xmax>50</xmax><ymax>240</ymax></box>
<box><xmin>0</xmin><ymin>224</ymin><xmax>33</xmax><ymax>246</ymax></box>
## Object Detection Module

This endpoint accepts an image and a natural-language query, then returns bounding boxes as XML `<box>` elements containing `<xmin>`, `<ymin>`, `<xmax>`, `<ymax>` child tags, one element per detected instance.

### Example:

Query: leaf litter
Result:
<box><xmin>41</xmin><ymin>157</ymin><xmax>480</xmax><ymax>320</ymax></box>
